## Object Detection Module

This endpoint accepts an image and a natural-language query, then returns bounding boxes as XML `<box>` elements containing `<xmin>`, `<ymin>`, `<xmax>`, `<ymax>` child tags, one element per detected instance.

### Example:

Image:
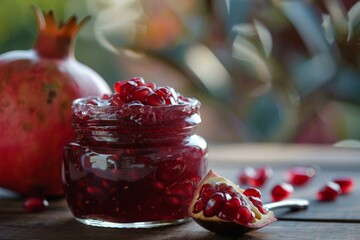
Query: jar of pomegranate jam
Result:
<box><xmin>63</xmin><ymin>78</ymin><xmax>207</xmax><ymax>228</ymax></box>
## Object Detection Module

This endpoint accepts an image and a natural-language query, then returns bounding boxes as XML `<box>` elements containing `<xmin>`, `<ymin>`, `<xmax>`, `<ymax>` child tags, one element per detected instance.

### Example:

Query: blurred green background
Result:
<box><xmin>1</xmin><ymin>0</ymin><xmax>360</xmax><ymax>144</ymax></box>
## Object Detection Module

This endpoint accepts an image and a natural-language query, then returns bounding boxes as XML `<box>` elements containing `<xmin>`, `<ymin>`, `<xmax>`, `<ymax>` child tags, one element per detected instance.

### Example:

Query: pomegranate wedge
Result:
<box><xmin>189</xmin><ymin>170</ymin><xmax>276</xmax><ymax>235</ymax></box>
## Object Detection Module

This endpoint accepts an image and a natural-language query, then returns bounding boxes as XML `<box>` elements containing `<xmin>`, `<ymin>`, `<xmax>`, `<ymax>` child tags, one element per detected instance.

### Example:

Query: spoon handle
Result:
<box><xmin>264</xmin><ymin>198</ymin><xmax>309</xmax><ymax>211</ymax></box>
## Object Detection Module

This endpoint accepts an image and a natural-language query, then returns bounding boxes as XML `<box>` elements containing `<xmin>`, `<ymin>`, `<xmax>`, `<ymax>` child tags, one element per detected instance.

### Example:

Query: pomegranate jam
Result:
<box><xmin>63</xmin><ymin>78</ymin><xmax>207</xmax><ymax>228</ymax></box>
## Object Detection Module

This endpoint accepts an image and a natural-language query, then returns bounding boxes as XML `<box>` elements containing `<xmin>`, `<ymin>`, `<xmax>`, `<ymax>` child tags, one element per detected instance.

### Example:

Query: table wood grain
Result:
<box><xmin>1</xmin><ymin>199</ymin><xmax>359</xmax><ymax>240</ymax></box>
<box><xmin>1</xmin><ymin>144</ymin><xmax>359</xmax><ymax>240</ymax></box>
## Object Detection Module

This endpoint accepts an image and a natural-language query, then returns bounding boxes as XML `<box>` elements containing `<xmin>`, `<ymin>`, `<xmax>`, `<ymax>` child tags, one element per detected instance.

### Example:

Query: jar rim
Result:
<box><xmin>72</xmin><ymin>96</ymin><xmax>201</xmax><ymax>126</ymax></box>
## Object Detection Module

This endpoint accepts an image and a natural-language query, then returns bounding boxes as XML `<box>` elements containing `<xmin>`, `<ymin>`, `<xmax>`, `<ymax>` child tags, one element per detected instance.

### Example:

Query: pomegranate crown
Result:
<box><xmin>32</xmin><ymin>5</ymin><xmax>90</xmax><ymax>59</ymax></box>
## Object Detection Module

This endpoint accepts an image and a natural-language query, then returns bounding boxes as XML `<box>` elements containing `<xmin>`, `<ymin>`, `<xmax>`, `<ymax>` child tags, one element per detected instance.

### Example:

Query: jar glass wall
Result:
<box><xmin>63</xmin><ymin>96</ymin><xmax>207</xmax><ymax>228</ymax></box>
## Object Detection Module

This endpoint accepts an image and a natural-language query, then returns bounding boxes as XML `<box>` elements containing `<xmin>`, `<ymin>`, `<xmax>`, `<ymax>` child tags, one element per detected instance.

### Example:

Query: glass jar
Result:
<box><xmin>63</xmin><ymin>96</ymin><xmax>207</xmax><ymax>228</ymax></box>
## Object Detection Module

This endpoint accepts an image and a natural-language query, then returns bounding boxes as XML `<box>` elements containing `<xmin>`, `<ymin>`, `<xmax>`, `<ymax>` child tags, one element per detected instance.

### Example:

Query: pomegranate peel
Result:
<box><xmin>32</xmin><ymin>5</ymin><xmax>90</xmax><ymax>59</ymax></box>
<box><xmin>189</xmin><ymin>170</ymin><xmax>276</xmax><ymax>235</ymax></box>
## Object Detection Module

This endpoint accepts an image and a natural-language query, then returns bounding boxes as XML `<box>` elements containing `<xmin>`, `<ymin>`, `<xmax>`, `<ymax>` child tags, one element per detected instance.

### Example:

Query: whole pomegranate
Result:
<box><xmin>0</xmin><ymin>7</ymin><xmax>111</xmax><ymax>197</ymax></box>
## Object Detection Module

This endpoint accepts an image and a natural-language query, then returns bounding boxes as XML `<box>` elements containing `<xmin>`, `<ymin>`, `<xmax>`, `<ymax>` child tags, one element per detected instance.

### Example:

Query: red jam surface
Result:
<box><xmin>63</xmin><ymin>78</ymin><xmax>207</xmax><ymax>225</ymax></box>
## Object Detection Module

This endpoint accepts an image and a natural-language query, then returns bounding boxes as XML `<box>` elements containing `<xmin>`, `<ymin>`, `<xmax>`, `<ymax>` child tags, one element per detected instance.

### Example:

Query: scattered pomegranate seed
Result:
<box><xmin>238</xmin><ymin>166</ymin><xmax>256</xmax><ymax>185</ymax></box>
<box><xmin>239</xmin><ymin>166</ymin><xmax>273</xmax><ymax>187</ymax></box>
<box><xmin>22</xmin><ymin>197</ymin><xmax>49</xmax><ymax>213</ymax></box>
<box><xmin>286</xmin><ymin>166</ymin><xmax>316</xmax><ymax>186</ymax></box>
<box><xmin>317</xmin><ymin>181</ymin><xmax>341</xmax><ymax>201</ymax></box>
<box><xmin>270</xmin><ymin>183</ymin><xmax>294</xmax><ymax>202</ymax></box>
<box><xmin>251</xmin><ymin>167</ymin><xmax>273</xmax><ymax>187</ymax></box>
<box><xmin>333</xmin><ymin>177</ymin><xmax>354</xmax><ymax>195</ymax></box>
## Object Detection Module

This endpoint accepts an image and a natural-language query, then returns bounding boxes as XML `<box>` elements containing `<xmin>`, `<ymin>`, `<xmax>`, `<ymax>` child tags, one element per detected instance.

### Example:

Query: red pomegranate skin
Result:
<box><xmin>0</xmin><ymin>8</ymin><xmax>111</xmax><ymax>197</ymax></box>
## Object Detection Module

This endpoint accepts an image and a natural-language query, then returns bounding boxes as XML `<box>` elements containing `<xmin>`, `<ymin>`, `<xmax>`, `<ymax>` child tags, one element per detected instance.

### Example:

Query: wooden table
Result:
<box><xmin>1</xmin><ymin>144</ymin><xmax>359</xmax><ymax>240</ymax></box>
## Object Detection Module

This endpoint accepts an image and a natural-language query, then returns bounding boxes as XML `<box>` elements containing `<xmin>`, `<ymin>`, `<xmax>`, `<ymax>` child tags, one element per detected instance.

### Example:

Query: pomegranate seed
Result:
<box><xmin>215</xmin><ymin>182</ymin><xmax>228</xmax><ymax>191</ymax></box>
<box><xmin>167</xmin><ymin>182</ymin><xmax>194</xmax><ymax>199</ymax></box>
<box><xmin>193</xmin><ymin>198</ymin><xmax>206</xmax><ymax>213</ymax></box>
<box><xmin>136</xmin><ymin>156</ymin><xmax>152</xmax><ymax>164</ymax></box>
<box><xmin>23</xmin><ymin>197</ymin><xmax>49</xmax><ymax>213</ymax></box>
<box><xmin>76</xmin><ymin>194</ymin><xmax>84</xmax><ymax>208</ymax></box>
<box><xmin>101</xmin><ymin>94</ymin><xmax>111</xmax><ymax>100</ymax></box>
<box><xmin>145</xmin><ymin>93</ymin><xmax>165</xmax><ymax>106</ymax></box>
<box><xmin>110</xmin><ymin>93</ymin><xmax>123</xmax><ymax>106</ymax></box>
<box><xmin>130</xmin><ymin>77</ymin><xmax>145</xmax><ymax>86</ymax></box>
<box><xmin>155</xmin><ymin>86</ymin><xmax>178</xmax><ymax>105</ymax></box>
<box><xmin>201</xmin><ymin>188</ymin><xmax>216</xmax><ymax>202</ymax></box>
<box><xmin>271</xmin><ymin>183</ymin><xmax>294</xmax><ymax>202</ymax></box>
<box><xmin>248</xmin><ymin>196</ymin><xmax>268</xmax><ymax>214</ymax></box>
<box><xmin>286</xmin><ymin>166</ymin><xmax>316</xmax><ymax>186</ymax></box>
<box><xmin>257</xmin><ymin>205</ymin><xmax>268</xmax><ymax>214</ymax></box>
<box><xmin>243</xmin><ymin>187</ymin><xmax>261</xmax><ymax>198</ymax></box>
<box><xmin>155</xmin><ymin>86</ymin><xmax>172</xmax><ymax>98</ymax></box>
<box><xmin>145</xmin><ymin>82</ymin><xmax>156</xmax><ymax>90</ymax></box>
<box><xmin>156</xmin><ymin>159</ymin><xmax>185</xmax><ymax>183</ymax></box>
<box><xmin>223</xmin><ymin>185</ymin><xmax>236</xmax><ymax>195</ymax></box>
<box><xmin>164</xmin><ymin>96</ymin><xmax>177</xmax><ymax>105</ymax></box>
<box><xmin>259</xmin><ymin>205</ymin><xmax>268</xmax><ymax>214</ymax></box>
<box><xmin>152</xmin><ymin>181</ymin><xmax>165</xmax><ymax>191</ymax></box>
<box><xmin>166</xmin><ymin>196</ymin><xmax>181</xmax><ymax>206</ymax></box>
<box><xmin>224</xmin><ymin>192</ymin><xmax>232</xmax><ymax>201</ymax></box>
<box><xmin>238</xmin><ymin>166</ymin><xmax>256</xmax><ymax>185</ymax></box>
<box><xmin>114</xmin><ymin>80</ymin><xmax>126</xmax><ymax>93</ymax></box>
<box><xmin>199</xmin><ymin>184</ymin><xmax>216</xmax><ymax>202</ymax></box>
<box><xmin>102</xmin><ymin>179</ymin><xmax>112</xmax><ymax>189</ymax></box>
<box><xmin>130</xmin><ymin>86</ymin><xmax>152</xmax><ymax>103</ymax></box>
<box><xmin>249</xmin><ymin>166</ymin><xmax>273</xmax><ymax>187</ymax></box>
<box><xmin>234</xmin><ymin>206</ymin><xmax>255</xmax><ymax>224</ymax></box>
<box><xmin>333</xmin><ymin>177</ymin><xmax>354</xmax><ymax>195</ymax></box>
<box><xmin>199</xmin><ymin>183</ymin><xmax>214</xmax><ymax>195</ymax></box>
<box><xmin>86</xmin><ymin>98</ymin><xmax>99</xmax><ymax>105</ymax></box>
<box><xmin>222</xmin><ymin>197</ymin><xmax>242</xmax><ymax>219</ymax></box>
<box><xmin>248</xmin><ymin>196</ymin><xmax>263</xmax><ymax>207</ymax></box>
<box><xmin>203</xmin><ymin>192</ymin><xmax>225</xmax><ymax>217</ymax></box>
<box><xmin>231</xmin><ymin>191</ymin><xmax>242</xmax><ymax>198</ymax></box>
<box><xmin>317</xmin><ymin>181</ymin><xmax>341</xmax><ymax>201</ymax></box>
<box><xmin>86</xmin><ymin>186</ymin><xmax>102</xmax><ymax>196</ymax></box>
<box><xmin>119</xmin><ymin>81</ymin><xmax>137</xmax><ymax>101</ymax></box>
